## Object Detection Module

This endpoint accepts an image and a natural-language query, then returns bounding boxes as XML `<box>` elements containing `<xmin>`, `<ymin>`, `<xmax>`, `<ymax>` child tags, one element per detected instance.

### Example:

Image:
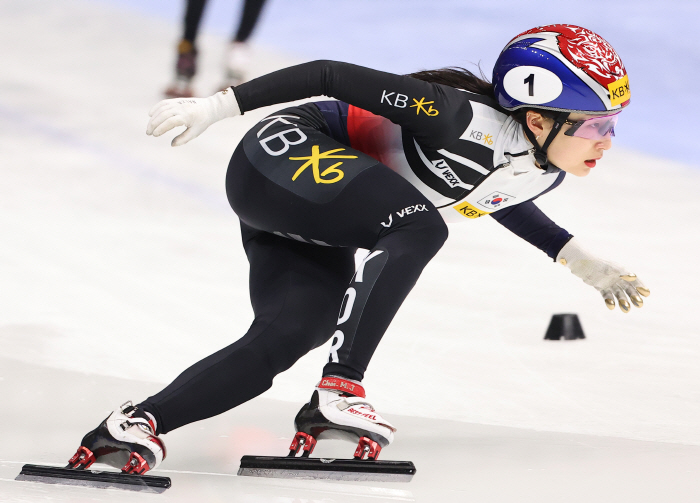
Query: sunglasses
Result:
<box><xmin>563</xmin><ymin>113</ymin><xmax>619</xmax><ymax>140</ymax></box>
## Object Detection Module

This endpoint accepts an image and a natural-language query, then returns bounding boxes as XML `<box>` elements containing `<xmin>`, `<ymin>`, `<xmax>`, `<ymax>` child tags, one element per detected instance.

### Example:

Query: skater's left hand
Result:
<box><xmin>146</xmin><ymin>89</ymin><xmax>241</xmax><ymax>146</ymax></box>
<box><xmin>556</xmin><ymin>238</ymin><xmax>650</xmax><ymax>313</ymax></box>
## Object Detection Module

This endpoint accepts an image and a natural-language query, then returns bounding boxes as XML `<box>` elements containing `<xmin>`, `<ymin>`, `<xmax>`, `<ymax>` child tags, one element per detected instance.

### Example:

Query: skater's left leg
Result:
<box><xmin>137</xmin><ymin>225</ymin><xmax>355</xmax><ymax>435</ymax></box>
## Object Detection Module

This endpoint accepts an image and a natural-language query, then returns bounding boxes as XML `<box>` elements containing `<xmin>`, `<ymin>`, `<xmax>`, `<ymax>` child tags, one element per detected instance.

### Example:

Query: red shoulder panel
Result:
<box><xmin>347</xmin><ymin>105</ymin><xmax>387</xmax><ymax>162</ymax></box>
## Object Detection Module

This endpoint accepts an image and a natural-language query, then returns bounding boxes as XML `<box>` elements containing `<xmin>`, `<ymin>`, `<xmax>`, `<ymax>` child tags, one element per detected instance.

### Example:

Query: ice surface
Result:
<box><xmin>2</xmin><ymin>358</ymin><xmax>699</xmax><ymax>502</ymax></box>
<box><xmin>1</xmin><ymin>1</ymin><xmax>699</xmax><ymax>501</ymax></box>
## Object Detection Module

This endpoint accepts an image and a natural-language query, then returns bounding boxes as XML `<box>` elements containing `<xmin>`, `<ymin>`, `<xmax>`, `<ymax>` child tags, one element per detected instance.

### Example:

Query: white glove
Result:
<box><xmin>556</xmin><ymin>237</ymin><xmax>650</xmax><ymax>313</ymax></box>
<box><xmin>145</xmin><ymin>88</ymin><xmax>241</xmax><ymax>146</ymax></box>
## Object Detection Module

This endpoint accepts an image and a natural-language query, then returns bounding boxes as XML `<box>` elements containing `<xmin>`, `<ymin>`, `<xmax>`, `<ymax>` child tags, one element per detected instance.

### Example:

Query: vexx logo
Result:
<box><xmin>432</xmin><ymin>159</ymin><xmax>460</xmax><ymax>186</ymax></box>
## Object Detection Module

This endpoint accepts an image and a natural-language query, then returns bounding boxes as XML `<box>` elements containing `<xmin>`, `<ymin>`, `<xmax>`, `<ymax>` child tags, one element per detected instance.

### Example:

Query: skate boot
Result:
<box><xmin>291</xmin><ymin>377</ymin><xmax>396</xmax><ymax>460</ymax></box>
<box><xmin>218</xmin><ymin>41</ymin><xmax>251</xmax><ymax>90</ymax></box>
<box><xmin>164</xmin><ymin>39</ymin><xmax>197</xmax><ymax>98</ymax></box>
<box><xmin>68</xmin><ymin>401</ymin><xmax>166</xmax><ymax>475</ymax></box>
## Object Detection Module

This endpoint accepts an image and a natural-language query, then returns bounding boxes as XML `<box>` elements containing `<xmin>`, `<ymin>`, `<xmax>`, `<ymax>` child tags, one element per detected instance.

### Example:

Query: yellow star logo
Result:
<box><xmin>289</xmin><ymin>145</ymin><xmax>358</xmax><ymax>184</ymax></box>
<box><xmin>410</xmin><ymin>97</ymin><xmax>439</xmax><ymax>116</ymax></box>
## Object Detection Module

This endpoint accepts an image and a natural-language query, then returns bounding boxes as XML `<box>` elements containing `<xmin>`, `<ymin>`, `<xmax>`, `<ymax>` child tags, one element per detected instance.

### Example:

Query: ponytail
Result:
<box><xmin>407</xmin><ymin>66</ymin><xmax>495</xmax><ymax>99</ymax></box>
<box><xmin>408</xmin><ymin>67</ymin><xmax>558</xmax><ymax>127</ymax></box>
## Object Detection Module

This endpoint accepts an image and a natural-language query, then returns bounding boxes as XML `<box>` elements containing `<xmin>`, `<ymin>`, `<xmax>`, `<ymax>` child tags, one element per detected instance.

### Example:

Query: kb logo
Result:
<box><xmin>469</xmin><ymin>130</ymin><xmax>493</xmax><ymax>146</ymax></box>
<box><xmin>380</xmin><ymin>91</ymin><xmax>439</xmax><ymax>116</ymax></box>
<box><xmin>608</xmin><ymin>75</ymin><xmax>630</xmax><ymax>107</ymax></box>
<box><xmin>257</xmin><ymin>115</ymin><xmax>307</xmax><ymax>156</ymax></box>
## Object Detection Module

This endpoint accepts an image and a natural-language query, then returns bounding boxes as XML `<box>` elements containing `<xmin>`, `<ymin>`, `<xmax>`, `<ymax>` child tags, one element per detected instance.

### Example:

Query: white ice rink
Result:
<box><xmin>1</xmin><ymin>1</ymin><xmax>699</xmax><ymax>501</ymax></box>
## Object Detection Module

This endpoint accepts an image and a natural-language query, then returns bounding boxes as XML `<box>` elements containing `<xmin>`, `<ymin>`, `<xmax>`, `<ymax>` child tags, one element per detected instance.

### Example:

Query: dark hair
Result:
<box><xmin>407</xmin><ymin>66</ymin><xmax>495</xmax><ymax>99</ymax></box>
<box><xmin>407</xmin><ymin>67</ymin><xmax>561</xmax><ymax>127</ymax></box>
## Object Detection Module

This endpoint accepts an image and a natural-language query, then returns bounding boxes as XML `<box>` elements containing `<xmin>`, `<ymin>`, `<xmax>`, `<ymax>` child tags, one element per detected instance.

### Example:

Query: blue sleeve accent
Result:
<box><xmin>535</xmin><ymin>170</ymin><xmax>566</xmax><ymax>197</ymax></box>
<box><xmin>313</xmin><ymin>100</ymin><xmax>351</xmax><ymax>146</ymax></box>
<box><xmin>490</xmin><ymin>172</ymin><xmax>572</xmax><ymax>260</ymax></box>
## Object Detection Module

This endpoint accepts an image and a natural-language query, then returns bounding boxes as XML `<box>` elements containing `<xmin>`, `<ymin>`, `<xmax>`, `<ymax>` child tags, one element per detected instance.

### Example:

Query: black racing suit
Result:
<box><xmin>140</xmin><ymin>61</ymin><xmax>571</xmax><ymax>434</ymax></box>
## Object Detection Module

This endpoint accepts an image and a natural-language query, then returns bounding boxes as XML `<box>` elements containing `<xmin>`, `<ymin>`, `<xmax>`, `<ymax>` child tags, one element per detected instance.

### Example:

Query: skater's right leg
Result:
<box><xmin>232</xmin><ymin>0</ymin><xmax>267</xmax><ymax>43</ymax></box>
<box><xmin>137</xmin><ymin>224</ymin><xmax>355</xmax><ymax>434</ymax></box>
<box><xmin>221</xmin><ymin>0</ymin><xmax>268</xmax><ymax>87</ymax></box>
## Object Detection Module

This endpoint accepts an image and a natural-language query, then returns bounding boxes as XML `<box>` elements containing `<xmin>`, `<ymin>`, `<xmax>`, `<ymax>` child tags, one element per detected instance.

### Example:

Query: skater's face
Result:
<box><xmin>526</xmin><ymin>112</ymin><xmax>614</xmax><ymax>177</ymax></box>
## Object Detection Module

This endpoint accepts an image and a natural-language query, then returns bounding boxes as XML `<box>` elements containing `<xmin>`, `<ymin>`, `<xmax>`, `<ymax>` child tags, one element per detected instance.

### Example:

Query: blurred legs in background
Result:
<box><xmin>165</xmin><ymin>0</ymin><xmax>268</xmax><ymax>98</ymax></box>
<box><xmin>224</xmin><ymin>0</ymin><xmax>267</xmax><ymax>87</ymax></box>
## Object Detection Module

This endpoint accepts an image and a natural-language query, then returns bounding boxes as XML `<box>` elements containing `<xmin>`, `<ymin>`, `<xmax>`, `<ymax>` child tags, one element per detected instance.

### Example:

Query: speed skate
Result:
<box><xmin>16</xmin><ymin>401</ymin><xmax>171</xmax><ymax>493</ymax></box>
<box><xmin>238</xmin><ymin>377</ymin><xmax>417</xmax><ymax>482</ymax></box>
<box><xmin>16</xmin><ymin>462</ymin><xmax>171</xmax><ymax>493</ymax></box>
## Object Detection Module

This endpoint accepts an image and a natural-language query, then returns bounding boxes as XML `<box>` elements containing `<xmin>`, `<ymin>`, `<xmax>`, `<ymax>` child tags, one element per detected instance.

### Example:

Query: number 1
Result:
<box><xmin>524</xmin><ymin>74</ymin><xmax>534</xmax><ymax>96</ymax></box>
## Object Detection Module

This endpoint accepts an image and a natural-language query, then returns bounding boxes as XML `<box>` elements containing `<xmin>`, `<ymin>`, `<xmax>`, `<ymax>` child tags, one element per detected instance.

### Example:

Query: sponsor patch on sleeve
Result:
<box><xmin>454</xmin><ymin>201</ymin><xmax>490</xmax><ymax>219</ymax></box>
<box><xmin>459</xmin><ymin>102</ymin><xmax>507</xmax><ymax>150</ymax></box>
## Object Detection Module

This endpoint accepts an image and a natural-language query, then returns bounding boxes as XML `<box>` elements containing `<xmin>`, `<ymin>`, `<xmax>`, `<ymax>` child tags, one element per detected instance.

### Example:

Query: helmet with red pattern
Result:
<box><xmin>492</xmin><ymin>24</ymin><xmax>630</xmax><ymax>115</ymax></box>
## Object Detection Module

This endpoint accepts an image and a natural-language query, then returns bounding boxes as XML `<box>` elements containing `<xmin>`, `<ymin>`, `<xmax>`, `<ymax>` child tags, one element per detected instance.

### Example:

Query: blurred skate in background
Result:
<box><xmin>165</xmin><ymin>0</ymin><xmax>268</xmax><ymax>98</ymax></box>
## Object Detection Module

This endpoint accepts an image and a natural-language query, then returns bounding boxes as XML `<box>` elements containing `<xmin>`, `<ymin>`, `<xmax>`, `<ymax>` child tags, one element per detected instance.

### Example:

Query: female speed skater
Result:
<box><xmin>69</xmin><ymin>24</ymin><xmax>650</xmax><ymax>474</ymax></box>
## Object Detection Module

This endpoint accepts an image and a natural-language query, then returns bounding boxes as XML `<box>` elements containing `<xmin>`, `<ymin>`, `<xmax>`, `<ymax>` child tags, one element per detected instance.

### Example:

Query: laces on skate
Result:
<box><xmin>118</xmin><ymin>401</ymin><xmax>157</xmax><ymax>436</ymax></box>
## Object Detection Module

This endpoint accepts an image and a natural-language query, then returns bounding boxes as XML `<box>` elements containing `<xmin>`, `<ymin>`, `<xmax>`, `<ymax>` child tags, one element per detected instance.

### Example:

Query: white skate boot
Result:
<box><xmin>68</xmin><ymin>401</ymin><xmax>166</xmax><ymax>475</ymax></box>
<box><xmin>219</xmin><ymin>41</ymin><xmax>251</xmax><ymax>89</ymax></box>
<box><xmin>291</xmin><ymin>377</ymin><xmax>396</xmax><ymax>460</ymax></box>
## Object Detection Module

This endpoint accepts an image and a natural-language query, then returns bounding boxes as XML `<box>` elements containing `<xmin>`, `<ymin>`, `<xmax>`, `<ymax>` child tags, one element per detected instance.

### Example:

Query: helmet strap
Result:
<box><xmin>524</xmin><ymin>111</ymin><xmax>569</xmax><ymax>174</ymax></box>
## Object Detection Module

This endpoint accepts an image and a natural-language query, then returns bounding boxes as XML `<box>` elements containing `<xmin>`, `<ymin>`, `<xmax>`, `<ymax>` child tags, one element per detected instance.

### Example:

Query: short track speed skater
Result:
<box><xmin>16</xmin><ymin>401</ymin><xmax>171</xmax><ymax>493</ymax></box>
<box><xmin>238</xmin><ymin>377</ymin><xmax>416</xmax><ymax>482</ymax></box>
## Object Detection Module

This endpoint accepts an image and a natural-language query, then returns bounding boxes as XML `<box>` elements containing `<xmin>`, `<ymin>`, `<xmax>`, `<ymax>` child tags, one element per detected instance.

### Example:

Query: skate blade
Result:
<box><xmin>16</xmin><ymin>464</ymin><xmax>171</xmax><ymax>493</ymax></box>
<box><xmin>238</xmin><ymin>455</ymin><xmax>416</xmax><ymax>482</ymax></box>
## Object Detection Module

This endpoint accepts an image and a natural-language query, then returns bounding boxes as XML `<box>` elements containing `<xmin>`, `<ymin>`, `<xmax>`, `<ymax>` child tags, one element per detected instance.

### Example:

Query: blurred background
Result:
<box><xmin>1</xmin><ymin>1</ymin><xmax>698</xmax><ymax>502</ymax></box>
<box><xmin>110</xmin><ymin>0</ymin><xmax>699</xmax><ymax>163</ymax></box>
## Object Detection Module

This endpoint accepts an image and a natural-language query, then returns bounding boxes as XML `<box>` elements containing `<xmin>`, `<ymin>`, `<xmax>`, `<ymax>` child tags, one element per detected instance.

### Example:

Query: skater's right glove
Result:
<box><xmin>556</xmin><ymin>238</ymin><xmax>650</xmax><ymax>313</ymax></box>
<box><xmin>146</xmin><ymin>88</ymin><xmax>241</xmax><ymax>146</ymax></box>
